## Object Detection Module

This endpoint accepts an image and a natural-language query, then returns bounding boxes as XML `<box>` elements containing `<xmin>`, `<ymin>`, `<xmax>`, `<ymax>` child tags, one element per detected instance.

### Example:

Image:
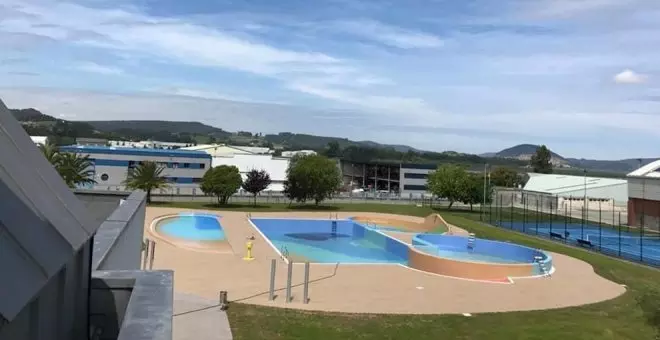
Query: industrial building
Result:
<box><xmin>627</xmin><ymin>160</ymin><xmax>660</xmax><ymax>230</ymax></box>
<box><xmin>183</xmin><ymin>144</ymin><xmax>286</xmax><ymax>192</ymax></box>
<box><xmin>59</xmin><ymin>145</ymin><xmax>211</xmax><ymax>195</ymax></box>
<box><xmin>522</xmin><ymin>173</ymin><xmax>628</xmax><ymax>211</ymax></box>
<box><xmin>339</xmin><ymin>160</ymin><xmax>442</xmax><ymax>197</ymax></box>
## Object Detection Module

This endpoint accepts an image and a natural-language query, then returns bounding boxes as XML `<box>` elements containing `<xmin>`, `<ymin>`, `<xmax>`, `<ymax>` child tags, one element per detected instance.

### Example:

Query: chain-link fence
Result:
<box><xmin>482</xmin><ymin>191</ymin><xmax>660</xmax><ymax>267</ymax></box>
<box><xmin>150</xmin><ymin>191</ymin><xmax>442</xmax><ymax>206</ymax></box>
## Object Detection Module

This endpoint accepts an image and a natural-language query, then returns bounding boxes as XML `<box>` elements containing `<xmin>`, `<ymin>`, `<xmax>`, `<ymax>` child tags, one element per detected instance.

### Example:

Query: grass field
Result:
<box><xmin>154</xmin><ymin>201</ymin><xmax>660</xmax><ymax>340</ymax></box>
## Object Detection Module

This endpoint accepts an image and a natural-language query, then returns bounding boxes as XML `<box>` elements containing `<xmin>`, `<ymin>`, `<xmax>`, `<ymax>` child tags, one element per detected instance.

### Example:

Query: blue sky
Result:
<box><xmin>1</xmin><ymin>0</ymin><xmax>659</xmax><ymax>159</ymax></box>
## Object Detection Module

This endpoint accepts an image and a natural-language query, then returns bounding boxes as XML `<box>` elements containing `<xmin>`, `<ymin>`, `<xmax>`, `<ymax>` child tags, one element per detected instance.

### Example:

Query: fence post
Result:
<box><xmin>523</xmin><ymin>193</ymin><xmax>527</xmax><ymax>232</ymax></box>
<box><xmin>286</xmin><ymin>260</ymin><xmax>293</xmax><ymax>303</ymax></box>
<box><xmin>269</xmin><ymin>259</ymin><xmax>276</xmax><ymax>301</ymax></box>
<box><xmin>148</xmin><ymin>240</ymin><xmax>155</xmax><ymax>270</ymax></box>
<box><xmin>142</xmin><ymin>239</ymin><xmax>150</xmax><ymax>270</ymax></box>
<box><xmin>549</xmin><ymin>199</ymin><xmax>553</xmax><ymax>234</ymax></box>
<box><xmin>510</xmin><ymin>198</ymin><xmax>513</xmax><ymax>229</ymax></box>
<box><xmin>303</xmin><ymin>262</ymin><xmax>310</xmax><ymax>304</ymax></box>
<box><xmin>598</xmin><ymin>200</ymin><xmax>602</xmax><ymax>251</ymax></box>
<box><xmin>564</xmin><ymin>205</ymin><xmax>568</xmax><ymax>243</ymax></box>
<box><xmin>618</xmin><ymin>212</ymin><xmax>622</xmax><ymax>257</ymax></box>
<box><xmin>640</xmin><ymin>200</ymin><xmax>645</xmax><ymax>262</ymax></box>
<box><xmin>535</xmin><ymin>198</ymin><xmax>539</xmax><ymax>235</ymax></box>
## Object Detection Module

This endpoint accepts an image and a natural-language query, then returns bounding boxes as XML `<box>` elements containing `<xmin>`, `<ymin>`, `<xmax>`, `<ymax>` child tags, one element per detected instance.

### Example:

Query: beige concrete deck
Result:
<box><xmin>145</xmin><ymin>207</ymin><xmax>626</xmax><ymax>314</ymax></box>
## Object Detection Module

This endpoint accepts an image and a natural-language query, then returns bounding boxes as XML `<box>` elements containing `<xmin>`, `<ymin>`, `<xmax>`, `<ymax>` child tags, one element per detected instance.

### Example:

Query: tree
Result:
<box><xmin>57</xmin><ymin>152</ymin><xmax>96</xmax><ymax>189</ymax></box>
<box><xmin>531</xmin><ymin>145</ymin><xmax>553</xmax><ymax>174</ymax></box>
<box><xmin>124</xmin><ymin>161</ymin><xmax>169</xmax><ymax>203</ymax></box>
<box><xmin>459</xmin><ymin>174</ymin><xmax>492</xmax><ymax>211</ymax></box>
<box><xmin>490</xmin><ymin>167</ymin><xmax>521</xmax><ymax>187</ymax></box>
<box><xmin>427</xmin><ymin>164</ymin><xmax>469</xmax><ymax>209</ymax></box>
<box><xmin>242</xmin><ymin>169</ymin><xmax>272</xmax><ymax>206</ymax></box>
<box><xmin>39</xmin><ymin>142</ymin><xmax>60</xmax><ymax>166</ymax></box>
<box><xmin>200</xmin><ymin>165</ymin><xmax>242</xmax><ymax>205</ymax></box>
<box><xmin>325</xmin><ymin>141</ymin><xmax>341</xmax><ymax>158</ymax></box>
<box><xmin>284</xmin><ymin>154</ymin><xmax>341</xmax><ymax>205</ymax></box>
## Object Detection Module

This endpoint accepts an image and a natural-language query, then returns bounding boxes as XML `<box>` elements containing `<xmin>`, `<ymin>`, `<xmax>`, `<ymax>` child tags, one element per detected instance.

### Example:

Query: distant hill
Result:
<box><xmin>85</xmin><ymin>120</ymin><xmax>231</xmax><ymax>138</ymax></box>
<box><xmin>263</xmin><ymin>133</ymin><xmax>417</xmax><ymax>152</ymax></box>
<box><xmin>486</xmin><ymin>144</ymin><xmax>658</xmax><ymax>173</ymax></box>
<box><xmin>9</xmin><ymin>107</ymin><xmax>657</xmax><ymax>174</ymax></box>
<box><xmin>489</xmin><ymin>144</ymin><xmax>567</xmax><ymax>167</ymax></box>
<box><xmin>10</xmin><ymin>108</ymin><xmax>57</xmax><ymax>122</ymax></box>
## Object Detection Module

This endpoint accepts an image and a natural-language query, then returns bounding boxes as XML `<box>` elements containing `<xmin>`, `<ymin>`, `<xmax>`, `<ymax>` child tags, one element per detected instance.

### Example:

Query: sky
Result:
<box><xmin>1</xmin><ymin>0</ymin><xmax>659</xmax><ymax>160</ymax></box>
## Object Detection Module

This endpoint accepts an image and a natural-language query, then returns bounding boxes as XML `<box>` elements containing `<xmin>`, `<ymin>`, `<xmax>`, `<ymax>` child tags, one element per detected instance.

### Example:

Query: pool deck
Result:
<box><xmin>145</xmin><ymin>207</ymin><xmax>626</xmax><ymax>314</ymax></box>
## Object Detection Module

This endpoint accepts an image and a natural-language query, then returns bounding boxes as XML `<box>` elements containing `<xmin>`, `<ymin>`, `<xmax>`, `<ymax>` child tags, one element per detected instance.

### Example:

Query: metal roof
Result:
<box><xmin>0</xmin><ymin>100</ymin><xmax>99</xmax><ymax>322</ymax></box>
<box><xmin>59</xmin><ymin>145</ymin><xmax>211</xmax><ymax>159</ymax></box>
<box><xmin>523</xmin><ymin>173</ymin><xmax>627</xmax><ymax>194</ymax></box>
<box><xmin>627</xmin><ymin>159</ymin><xmax>660</xmax><ymax>178</ymax></box>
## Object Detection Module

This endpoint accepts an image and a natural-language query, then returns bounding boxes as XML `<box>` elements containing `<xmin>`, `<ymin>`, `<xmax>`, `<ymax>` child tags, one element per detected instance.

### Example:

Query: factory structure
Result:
<box><xmin>627</xmin><ymin>160</ymin><xmax>660</xmax><ymax>230</ymax></box>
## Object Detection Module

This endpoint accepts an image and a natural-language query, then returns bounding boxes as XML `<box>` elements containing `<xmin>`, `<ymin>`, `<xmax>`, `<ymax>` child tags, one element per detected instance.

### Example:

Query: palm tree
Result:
<box><xmin>57</xmin><ymin>152</ymin><xmax>96</xmax><ymax>188</ymax></box>
<box><xmin>39</xmin><ymin>142</ymin><xmax>60</xmax><ymax>166</ymax></box>
<box><xmin>124</xmin><ymin>161</ymin><xmax>169</xmax><ymax>203</ymax></box>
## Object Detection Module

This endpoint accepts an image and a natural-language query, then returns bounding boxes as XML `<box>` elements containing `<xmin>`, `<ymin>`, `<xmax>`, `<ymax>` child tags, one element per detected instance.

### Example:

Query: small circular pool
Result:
<box><xmin>411</xmin><ymin>234</ymin><xmax>552</xmax><ymax>279</ymax></box>
<box><xmin>156</xmin><ymin>213</ymin><xmax>225</xmax><ymax>241</ymax></box>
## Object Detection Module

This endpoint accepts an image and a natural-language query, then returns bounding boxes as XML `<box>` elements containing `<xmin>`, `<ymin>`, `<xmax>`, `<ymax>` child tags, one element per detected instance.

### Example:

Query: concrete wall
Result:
<box><xmin>628</xmin><ymin>177</ymin><xmax>660</xmax><ymax>201</ymax></box>
<box><xmin>627</xmin><ymin>197</ymin><xmax>660</xmax><ymax>231</ymax></box>
<box><xmin>0</xmin><ymin>240</ymin><xmax>93</xmax><ymax>340</ymax></box>
<box><xmin>399</xmin><ymin>165</ymin><xmax>433</xmax><ymax>197</ymax></box>
<box><xmin>92</xmin><ymin>191</ymin><xmax>147</xmax><ymax>271</ymax></box>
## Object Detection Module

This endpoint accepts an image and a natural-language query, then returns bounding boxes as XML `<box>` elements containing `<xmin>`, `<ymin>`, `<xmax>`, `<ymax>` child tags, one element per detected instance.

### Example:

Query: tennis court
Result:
<box><xmin>502</xmin><ymin>222</ymin><xmax>660</xmax><ymax>266</ymax></box>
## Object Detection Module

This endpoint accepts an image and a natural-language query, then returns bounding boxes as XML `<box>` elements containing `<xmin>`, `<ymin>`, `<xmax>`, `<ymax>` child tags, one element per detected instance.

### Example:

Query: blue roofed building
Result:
<box><xmin>59</xmin><ymin>145</ymin><xmax>212</xmax><ymax>195</ymax></box>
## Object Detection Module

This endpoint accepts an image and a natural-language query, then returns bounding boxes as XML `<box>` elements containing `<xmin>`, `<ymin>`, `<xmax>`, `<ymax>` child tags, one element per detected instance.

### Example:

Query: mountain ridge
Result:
<box><xmin>9</xmin><ymin>107</ymin><xmax>656</xmax><ymax>173</ymax></box>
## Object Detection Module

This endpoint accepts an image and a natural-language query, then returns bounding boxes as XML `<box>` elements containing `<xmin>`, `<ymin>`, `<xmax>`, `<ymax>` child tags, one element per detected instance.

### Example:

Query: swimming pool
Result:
<box><xmin>250</xmin><ymin>218</ymin><xmax>408</xmax><ymax>264</ymax></box>
<box><xmin>157</xmin><ymin>213</ymin><xmax>225</xmax><ymax>241</ymax></box>
<box><xmin>412</xmin><ymin>234</ymin><xmax>552</xmax><ymax>278</ymax></box>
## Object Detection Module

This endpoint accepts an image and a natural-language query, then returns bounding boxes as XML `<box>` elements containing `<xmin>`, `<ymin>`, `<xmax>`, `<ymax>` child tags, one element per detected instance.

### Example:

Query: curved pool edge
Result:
<box><xmin>148</xmin><ymin>213</ymin><xmax>234</xmax><ymax>254</ymax></box>
<box><xmin>407</xmin><ymin>234</ymin><xmax>553</xmax><ymax>281</ymax></box>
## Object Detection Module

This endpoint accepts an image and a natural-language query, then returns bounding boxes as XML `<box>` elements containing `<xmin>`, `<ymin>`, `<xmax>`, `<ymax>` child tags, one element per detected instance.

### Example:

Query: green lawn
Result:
<box><xmin>155</xmin><ymin>201</ymin><xmax>660</xmax><ymax>340</ymax></box>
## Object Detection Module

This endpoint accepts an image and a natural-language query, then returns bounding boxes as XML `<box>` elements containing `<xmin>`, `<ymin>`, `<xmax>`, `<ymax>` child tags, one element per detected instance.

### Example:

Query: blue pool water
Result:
<box><xmin>251</xmin><ymin>219</ymin><xmax>408</xmax><ymax>263</ymax></box>
<box><xmin>413</xmin><ymin>234</ymin><xmax>551</xmax><ymax>266</ymax></box>
<box><xmin>158</xmin><ymin>213</ymin><xmax>225</xmax><ymax>241</ymax></box>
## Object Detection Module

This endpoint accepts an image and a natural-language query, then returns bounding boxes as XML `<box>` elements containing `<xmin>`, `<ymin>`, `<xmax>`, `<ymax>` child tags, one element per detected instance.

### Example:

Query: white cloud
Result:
<box><xmin>332</xmin><ymin>19</ymin><xmax>444</xmax><ymax>49</ymax></box>
<box><xmin>613</xmin><ymin>69</ymin><xmax>647</xmax><ymax>84</ymax></box>
<box><xmin>520</xmin><ymin>0</ymin><xmax>638</xmax><ymax>18</ymax></box>
<box><xmin>77</xmin><ymin>62</ymin><xmax>124</xmax><ymax>75</ymax></box>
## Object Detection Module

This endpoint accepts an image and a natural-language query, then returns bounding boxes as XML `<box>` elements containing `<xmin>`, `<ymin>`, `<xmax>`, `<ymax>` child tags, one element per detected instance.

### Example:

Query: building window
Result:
<box><xmin>100</xmin><ymin>174</ymin><xmax>109</xmax><ymax>182</ymax></box>
<box><xmin>404</xmin><ymin>173</ymin><xmax>428</xmax><ymax>179</ymax></box>
<box><xmin>192</xmin><ymin>178</ymin><xmax>202</xmax><ymax>183</ymax></box>
<box><xmin>183</xmin><ymin>163</ymin><xmax>190</xmax><ymax>168</ymax></box>
<box><xmin>199</xmin><ymin>163</ymin><xmax>206</xmax><ymax>169</ymax></box>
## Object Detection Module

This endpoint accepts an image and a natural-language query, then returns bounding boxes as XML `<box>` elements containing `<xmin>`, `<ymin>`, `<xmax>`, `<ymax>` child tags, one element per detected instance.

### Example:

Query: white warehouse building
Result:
<box><xmin>59</xmin><ymin>145</ymin><xmax>211</xmax><ymax>195</ymax></box>
<box><xmin>182</xmin><ymin>144</ymin><xmax>288</xmax><ymax>192</ymax></box>
<box><xmin>522</xmin><ymin>173</ymin><xmax>628</xmax><ymax>210</ymax></box>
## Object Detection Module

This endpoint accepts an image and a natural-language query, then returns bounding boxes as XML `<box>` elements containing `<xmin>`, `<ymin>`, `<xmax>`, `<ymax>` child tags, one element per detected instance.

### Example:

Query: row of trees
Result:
<box><xmin>41</xmin><ymin>142</ymin><xmax>342</xmax><ymax>206</ymax></box>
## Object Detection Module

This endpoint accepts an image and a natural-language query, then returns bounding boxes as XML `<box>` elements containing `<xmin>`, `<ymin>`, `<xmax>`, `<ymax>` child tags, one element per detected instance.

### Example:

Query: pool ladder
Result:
<box><xmin>467</xmin><ymin>233</ymin><xmax>476</xmax><ymax>250</ymax></box>
<box><xmin>280</xmin><ymin>245</ymin><xmax>290</xmax><ymax>261</ymax></box>
<box><xmin>535</xmin><ymin>255</ymin><xmax>551</xmax><ymax>278</ymax></box>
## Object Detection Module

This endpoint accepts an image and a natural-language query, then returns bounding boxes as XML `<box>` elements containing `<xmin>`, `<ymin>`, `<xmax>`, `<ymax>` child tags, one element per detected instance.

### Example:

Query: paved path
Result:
<box><xmin>174</xmin><ymin>293</ymin><xmax>233</xmax><ymax>340</ymax></box>
<box><xmin>146</xmin><ymin>208</ymin><xmax>626</xmax><ymax>314</ymax></box>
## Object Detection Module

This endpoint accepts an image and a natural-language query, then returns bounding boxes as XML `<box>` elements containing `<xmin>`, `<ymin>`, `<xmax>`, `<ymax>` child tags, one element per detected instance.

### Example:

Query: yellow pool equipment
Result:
<box><xmin>243</xmin><ymin>241</ymin><xmax>255</xmax><ymax>261</ymax></box>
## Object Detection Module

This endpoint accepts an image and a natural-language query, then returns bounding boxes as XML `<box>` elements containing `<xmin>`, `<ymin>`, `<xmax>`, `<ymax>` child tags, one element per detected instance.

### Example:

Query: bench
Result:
<box><xmin>550</xmin><ymin>232</ymin><xmax>564</xmax><ymax>240</ymax></box>
<box><xmin>576</xmin><ymin>239</ymin><xmax>594</xmax><ymax>248</ymax></box>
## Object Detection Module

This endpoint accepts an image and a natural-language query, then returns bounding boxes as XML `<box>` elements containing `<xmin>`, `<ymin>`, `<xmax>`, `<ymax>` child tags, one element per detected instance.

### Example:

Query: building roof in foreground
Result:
<box><xmin>0</xmin><ymin>100</ymin><xmax>99</xmax><ymax>322</ymax></box>
<box><xmin>627</xmin><ymin>159</ymin><xmax>660</xmax><ymax>179</ymax></box>
<box><xmin>59</xmin><ymin>145</ymin><xmax>211</xmax><ymax>159</ymax></box>
<box><xmin>523</xmin><ymin>173</ymin><xmax>627</xmax><ymax>194</ymax></box>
